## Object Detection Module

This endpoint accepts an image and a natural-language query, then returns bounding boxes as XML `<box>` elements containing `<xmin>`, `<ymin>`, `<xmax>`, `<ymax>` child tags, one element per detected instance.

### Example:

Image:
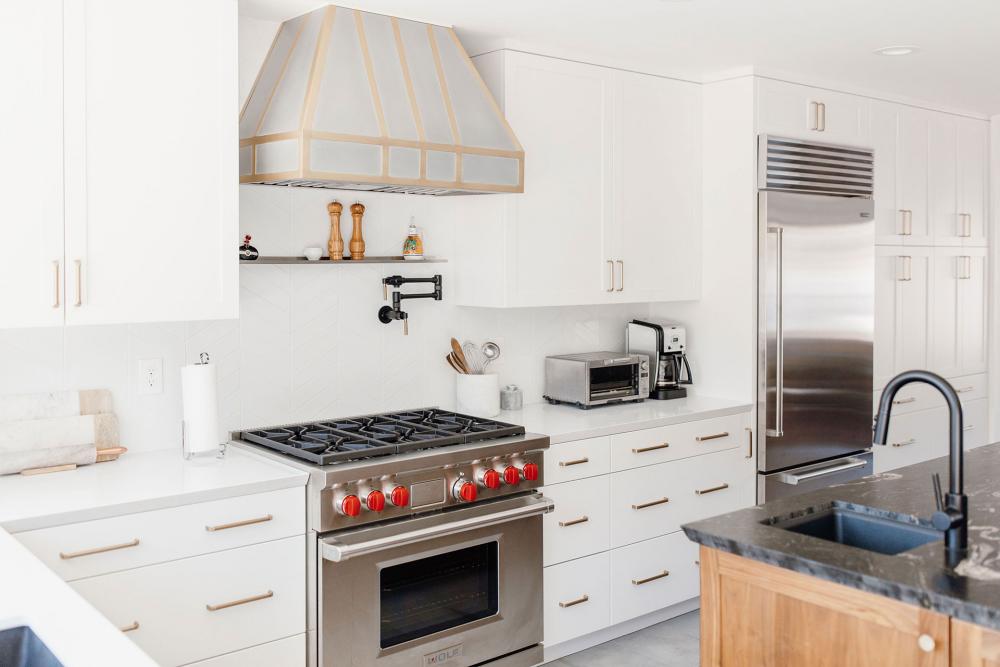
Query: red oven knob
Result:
<box><xmin>365</xmin><ymin>490</ymin><xmax>386</xmax><ymax>512</ymax></box>
<box><xmin>503</xmin><ymin>466</ymin><xmax>521</xmax><ymax>486</ymax></box>
<box><xmin>522</xmin><ymin>462</ymin><xmax>539</xmax><ymax>482</ymax></box>
<box><xmin>390</xmin><ymin>485</ymin><xmax>409</xmax><ymax>507</ymax></box>
<box><xmin>480</xmin><ymin>469</ymin><xmax>501</xmax><ymax>490</ymax></box>
<box><xmin>453</xmin><ymin>480</ymin><xmax>478</xmax><ymax>502</ymax></box>
<box><xmin>340</xmin><ymin>495</ymin><xmax>361</xmax><ymax>517</ymax></box>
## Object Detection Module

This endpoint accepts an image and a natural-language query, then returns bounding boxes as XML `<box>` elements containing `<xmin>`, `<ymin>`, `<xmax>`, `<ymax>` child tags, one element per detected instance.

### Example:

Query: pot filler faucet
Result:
<box><xmin>378</xmin><ymin>275</ymin><xmax>442</xmax><ymax>335</ymax></box>
<box><xmin>874</xmin><ymin>370</ymin><xmax>968</xmax><ymax>561</ymax></box>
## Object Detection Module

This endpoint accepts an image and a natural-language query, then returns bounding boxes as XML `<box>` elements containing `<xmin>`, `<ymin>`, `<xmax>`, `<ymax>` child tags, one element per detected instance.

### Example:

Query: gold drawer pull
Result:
<box><xmin>632</xmin><ymin>443</ymin><xmax>669</xmax><ymax>454</ymax></box>
<box><xmin>632</xmin><ymin>570</ymin><xmax>670</xmax><ymax>586</ymax></box>
<box><xmin>891</xmin><ymin>438</ymin><xmax>917</xmax><ymax>448</ymax></box>
<box><xmin>60</xmin><ymin>538</ymin><xmax>140</xmax><ymax>560</ymax></box>
<box><xmin>559</xmin><ymin>516</ymin><xmax>590</xmax><ymax>528</ymax></box>
<box><xmin>696</xmin><ymin>432</ymin><xmax>729</xmax><ymax>442</ymax></box>
<box><xmin>632</xmin><ymin>497</ymin><xmax>670</xmax><ymax>510</ymax></box>
<box><xmin>892</xmin><ymin>397</ymin><xmax>916</xmax><ymax>405</ymax></box>
<box><xmin>695</xmin><ymin>483</ymin><xmax>730</xmax><ymax>496</ymax></box>
<box><xmin>964</xmin><ymin>425</ymin><xmax>975</xmax><ymax>432</ymax></box>
<box><xmin>206</xmin><ymin>590</ymin><xmax>274</xmax><ymax>612</ymax></box>
<box><xmin>559</xmin><ymin>457</ymin><xmax>590</xmax><ymax>467</ymax></box>
<box><xmin>119</xmin><ymin>621</ymin><xmax>140</xmax><ymax>633</ymax></box>
<box><xmin>956</xmin><ymin>386</ymin><xmax>975</xmax><ymax>393</ymax></box>
<box><xmin>559</xmin><ymin>594</ymin><xmax>589</xmax><ymax>608</ymax></box>
<box><xmin>205</xmin><ymin>514</ymin><xmax>273</xmax><ymax>532</ymax></box>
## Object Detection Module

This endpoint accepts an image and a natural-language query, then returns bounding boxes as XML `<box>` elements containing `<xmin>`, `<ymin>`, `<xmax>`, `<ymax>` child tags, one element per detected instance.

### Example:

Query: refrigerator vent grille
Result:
<box><xmin>760</xmin><ymin>136</ymin><xmax>874</xmax><ymax>197</ymax></box>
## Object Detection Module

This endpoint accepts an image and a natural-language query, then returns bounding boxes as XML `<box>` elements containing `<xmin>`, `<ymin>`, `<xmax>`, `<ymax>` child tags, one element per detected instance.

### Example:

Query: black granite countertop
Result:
<box><xmin>683</xmin><ymin>443</ymin><xmax>1000</xmax><ymax>629</ymax></box>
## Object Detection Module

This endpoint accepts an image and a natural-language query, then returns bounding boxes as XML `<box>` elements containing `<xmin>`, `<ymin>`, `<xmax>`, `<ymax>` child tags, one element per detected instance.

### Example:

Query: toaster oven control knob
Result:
<box><xmin>480</xmin><ymin>469</ymin><xmax>501</xmax><ymax>490</ymax></box>
<box><xmin>522</xmin><ymin>462</ymin><xmax>539</xmax><ymax>482</ymax></box>
<box><xmin>503</xmin><ymin>466</ymin><xmax>521</xmax><ymax>486</ymax></box>
<box><xmin>365</xmin><ymin>490</ymin><xmax>386</xmax><ymax>512</ymax></box>
<box><xmin>340</xmin><ymin>495</ymin><xmax>361</xmax><ymax>517</ymax></box>
<box><xmin>390</xmin><ymin>485</ymin><xmax>409</xmax><ymax>507</ymax></box>
<box><xmin>453</xmin><ymin>480</ymin><xmax>478</xmax><ymax>502</ymax></box>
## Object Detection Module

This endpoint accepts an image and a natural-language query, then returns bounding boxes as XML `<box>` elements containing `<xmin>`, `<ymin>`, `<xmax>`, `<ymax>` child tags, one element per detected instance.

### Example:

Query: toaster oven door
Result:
<box><xmin>588</xmin><ymin>361</ymin><xmax>639</xmax><ymax>402</ymax></box>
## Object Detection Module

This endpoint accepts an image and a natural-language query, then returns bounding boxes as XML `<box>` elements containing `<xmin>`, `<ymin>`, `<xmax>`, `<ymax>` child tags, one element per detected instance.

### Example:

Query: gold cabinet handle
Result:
<box><xmin>73</xmin><ymin>259</ymin><xmax>82</xmax><ymax>307</ymax></box>
<box><xmin>632</xmin><ymin>497</ymin><xmax>669</xmax><ymax>510</ymax></box>
<box><xmin>559</xmin><ymin>594</ymin><xmax>589</xmax><ymax>609</ymax></box>
<box><xmin>632</xmin><ymin>570</ymin><xmax>670</xmax><ymax>586</ymax></box>
<box><xmin>810</xmin><ymin>101</ymin><xmax>821</xmax><ymax>131</ymax></box>
<box><xmin>745</xmin><ymin>427</ymin><xmax>753</xmax><ymax>459</ymax></box>
<box><xmin>615</xmin><ymin>259</ymin><xmax>624</xmax><ymax>292</ymax></box>
<box><xmin>606</xmin><ymin>260</ymin><xmax>614</xmax><ymax>292</ymax></box>
<box><xmin>891</xmin><ymin>438</ymin><xmax>917</xmax><ymax>448</ymax></box>
<box><xmin>695</xmin><ymin>483</ymin><xmax>730</xmax><ymax>496</ymax></box>
<box><xmin>52</xmin><ymin>260</ymin><xmax>60</xmax><ymax>308</ymax></box>
<box><xmin>956</xmin><ymin>386</ymin><xmax>975</xmax><ymax>393</ymax></box>
<box><xmin>206</xmin><ymin>590</ymin><xmax>273</xmax><ymax>612</ymax></box>
<box><xmin>963</xmin><ymin>425</ymin><xmax>975</xmax><ymax>432</ymax></box>
<box><xmin>818</xmin><ymin>102</ymin><xmax>826</xmax><ymax>131</ymax></box>
<box><xmin>559</xmin><ymin>457</ymin><xmax>589</xmax><ymax>468</ymax></box>
<box><xmin>892</xmin><ymin>396</ymin><xmax>917</xmax><ymax>405</ymax></box>
<box><xmin>632</xmin><ymin>442</ymin><xmax>669</xmax><ymax>454</ymax></box>
<box><xmin>559</xmin><ymin>515</ymin><xmax>589</xmax><ymax>528</ymax></box>
<box><xmin>696</xmin><ymin>432</ymin><xmax>729</xmax><ymax>442</ymax></box>
<box><xmin>60</xmin><ymin>538</ymin><xmax>140</xmax><ymax>560</ymax></box>
<box><xmin>205</xmin><ymin>514</ymin><xmax>273</xmax><ymax>532</ymax></box>
<box><xmin>119</xmin><ymin>621</ymin><xmax>140</xmax><ymax>633</ymax></box>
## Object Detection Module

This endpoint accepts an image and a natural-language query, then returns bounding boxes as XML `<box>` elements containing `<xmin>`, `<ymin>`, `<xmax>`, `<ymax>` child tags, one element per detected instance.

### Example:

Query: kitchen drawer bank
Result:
<box><xmin>532</xmin><ymin>402</ymin><xmax>754</xmax><ymax>661</ymax></box>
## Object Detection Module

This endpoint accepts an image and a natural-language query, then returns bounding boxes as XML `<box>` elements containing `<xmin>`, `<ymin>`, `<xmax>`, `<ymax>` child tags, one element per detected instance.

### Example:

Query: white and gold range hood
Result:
<box><xmin>239</xmin><ymin>5</ymin><xmax>523</xmax><ymax>195</ymax></box>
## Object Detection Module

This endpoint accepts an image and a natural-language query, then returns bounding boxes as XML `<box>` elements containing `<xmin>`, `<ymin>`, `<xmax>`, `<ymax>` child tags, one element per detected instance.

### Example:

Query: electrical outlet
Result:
<box><xmin>137</xmin><ymin>358</ymin><xmax>163</xmax><ymax>395</ymax></box>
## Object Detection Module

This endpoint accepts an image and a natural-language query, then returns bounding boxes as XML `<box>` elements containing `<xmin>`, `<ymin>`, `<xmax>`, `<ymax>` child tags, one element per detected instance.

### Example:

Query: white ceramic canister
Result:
<box><xmin>455</xmin><ymin>373</ymin><xmax>500</xmax><ymax>417</ymax></box>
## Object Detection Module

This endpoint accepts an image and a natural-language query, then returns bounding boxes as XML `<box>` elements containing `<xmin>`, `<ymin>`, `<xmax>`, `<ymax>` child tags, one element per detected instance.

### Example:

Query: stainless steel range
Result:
<box><xmin>233</xmin><ymin>409</ymin><xmax>551</xmax><ymax>667</ymax></box>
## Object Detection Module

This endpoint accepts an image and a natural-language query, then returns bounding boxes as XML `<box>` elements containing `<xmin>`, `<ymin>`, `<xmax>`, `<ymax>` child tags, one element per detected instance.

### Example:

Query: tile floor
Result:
<box><xmin>547</xmin><ymin>611</ymin><xmax>700</xmax><ymax>666</ymax></box>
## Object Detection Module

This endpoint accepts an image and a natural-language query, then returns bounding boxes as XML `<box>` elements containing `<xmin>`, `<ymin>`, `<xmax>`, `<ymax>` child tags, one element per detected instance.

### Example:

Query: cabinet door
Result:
<box><xmin>613</xmin><ymin>72</ymin><xmax>701</xmax><ymax>303</ymax></box>
<box><xmin>930</xmin><ymin>248</ymin><xmax>963</xmax><ymax>378</ymax></box>
<box><xmin>952</xmin><ymin>618</ymin><xmax>1000</xmax><ymax>667</ymax></box>
<box><xmin>62</xmin><ymin>0</ymin><xmax>238</xmax><ymax>325</ymax></box>
<box><xmin>897</xmin><ymin>107</ymin><xmax>932</xmax><ymax>245</ymax></box>
<box><xmin>957</xmin><ymin>118</ymin><xmax>988</xmax><ymax>247</ymax></box>
<box><xmin>874</xmin><ymin>247</ymin><xmax>932</xmax><ymax>389</ymax></box>
<box><xmin>927</xmin><ymin>114</ymin><xmax>960</xmax><ymax>246</ymax></box>
<box><xmin>503</xmin><ymin>53</ymin><xmax>614</xmax><ymax>306</ymax></box>
<box><xmin>871</xmin><ymin>102</ymin><xmax>903</xmax><ymax>245</ymax></box>
<box><xmin>0</xmin><ymin>1</ymin><xmax>65</xmax><ymax>328</ymax></box>
<box><xmin>756</xmin><ymin>78</ymin><xmax>869</xmax><ymax>146</ymax></box>
<box><xmin>958</xmin><ymin>249</ymin><xmax>988</xmax><ymax>376</ymax></box>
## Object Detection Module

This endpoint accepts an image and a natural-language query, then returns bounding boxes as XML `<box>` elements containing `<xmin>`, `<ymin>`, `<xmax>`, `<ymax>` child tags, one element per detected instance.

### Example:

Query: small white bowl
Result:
<box><xmin>303</xmin><ymin>247</ymin><xmax>323</xmax><ymax>261</ymax></box>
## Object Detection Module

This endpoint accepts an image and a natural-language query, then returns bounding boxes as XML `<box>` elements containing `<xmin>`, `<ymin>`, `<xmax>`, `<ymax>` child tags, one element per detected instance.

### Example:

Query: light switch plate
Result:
<box><xmin>137</xmin><ymin>358</ymin><xmax>163</xmax><ymax>395</ymax></box>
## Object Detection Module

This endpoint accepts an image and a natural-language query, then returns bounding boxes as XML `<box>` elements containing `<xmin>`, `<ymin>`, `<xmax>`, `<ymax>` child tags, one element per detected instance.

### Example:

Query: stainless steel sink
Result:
<box><xmin>0</xmin><ymin>626</ymin><xmax>63</xmax><ymax>667</ymax></box>
<box><xmin>769</xmin><ymin>503</ymin><xmax>941</xmax><ymax>555</ymax></box>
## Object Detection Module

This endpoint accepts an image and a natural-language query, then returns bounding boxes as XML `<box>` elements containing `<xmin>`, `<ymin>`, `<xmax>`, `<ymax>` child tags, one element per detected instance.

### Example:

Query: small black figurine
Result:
<box><xmin>239</xmin><ymin>234</ymin><xmax>259</xmax><ymax>261</ymax></box>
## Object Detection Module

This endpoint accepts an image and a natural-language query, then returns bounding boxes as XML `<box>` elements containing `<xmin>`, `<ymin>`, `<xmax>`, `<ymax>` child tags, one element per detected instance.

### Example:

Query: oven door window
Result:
<box><xmin>589</xmin><ymin>363</ymin><xmax>636</xmax><ymax>398</ymax></box>
<box><xmin>380</xmin><ymin>541</ymin><xmax>499</xmax><ymax>649</ymax></box>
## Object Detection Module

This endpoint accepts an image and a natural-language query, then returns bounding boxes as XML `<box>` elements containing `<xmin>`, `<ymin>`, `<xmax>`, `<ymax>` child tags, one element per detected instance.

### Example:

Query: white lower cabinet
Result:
<box><xmin>543</xmin><ymin>475</ymin><xmax>611</xmax><ymax>566</ymax></box>
<box><xmin>186</xmin><ymin>634</ymin><xmax>306</xmax><ymax>666</ymax></box>
<box><xmin>544</xmin><ymin>552</ymin><xmax>612</xmax><ymax>646</ymax></box>
<box><xmin>963</xmin><ymin>399</ymin><xmax>988</xmax><ymax>450</ymax></box>
<box><xmin>873</xmin><ymin>407</ymin><xmax>948</xmax><ymax>474</ymax></box>
<box><xmin>610</xmin><ymin>532</ymin><xmax>700</xmax><ymax>625</ymax></box>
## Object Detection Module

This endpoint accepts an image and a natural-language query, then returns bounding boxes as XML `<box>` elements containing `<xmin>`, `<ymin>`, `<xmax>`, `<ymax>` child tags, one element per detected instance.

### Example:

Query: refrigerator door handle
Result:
<box><xmin>776</xmin><ymin>458</ymin><xmax>868</xmax><ymax>486</ymax></box>
<box><xmin>767</xmin><ymin>226</ymin><xmax>784</xmax><ymax>438</ymax></box>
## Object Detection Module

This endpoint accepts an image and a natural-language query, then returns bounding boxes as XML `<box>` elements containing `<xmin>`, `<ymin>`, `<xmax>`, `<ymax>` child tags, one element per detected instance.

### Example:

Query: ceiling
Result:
<box><xmin>239</xmin><ymin>0</ymin><xmax>1000</xmax><ymax>116</ymax></box>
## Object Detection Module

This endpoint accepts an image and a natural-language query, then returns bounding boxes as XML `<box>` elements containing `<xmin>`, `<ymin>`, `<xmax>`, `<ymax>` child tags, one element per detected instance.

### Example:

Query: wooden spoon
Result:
<box><xmin>451</xmin><ymin>338</ymin><xmax>472</xmax><ymax>374</ymax></box>
<box><xmin>446</xmin><ymin>354</ymin><xmax>466</xmax><ymax>374</ymax></box>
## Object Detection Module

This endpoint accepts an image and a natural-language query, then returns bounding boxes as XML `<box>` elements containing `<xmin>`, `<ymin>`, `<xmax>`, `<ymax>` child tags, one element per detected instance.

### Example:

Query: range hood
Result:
<box><xmin>239</xmin><ymin>5</ymin><xmax>523</xmax><ymax>195</ymax></box>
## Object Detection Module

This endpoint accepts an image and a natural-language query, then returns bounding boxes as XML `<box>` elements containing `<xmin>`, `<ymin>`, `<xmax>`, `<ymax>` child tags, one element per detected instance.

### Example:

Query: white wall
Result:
<box><xmin>990</xmin><ymin>115</ymin><xmax>999</xmax><ymax>442</ymax></box>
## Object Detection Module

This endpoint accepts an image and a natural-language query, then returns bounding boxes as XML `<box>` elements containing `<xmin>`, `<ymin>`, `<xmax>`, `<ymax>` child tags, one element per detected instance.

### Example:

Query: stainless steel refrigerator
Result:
<box><xmin>757</xmin><ymin>136</ymin><xmax>875</xmax><ymax>501</ymax></box>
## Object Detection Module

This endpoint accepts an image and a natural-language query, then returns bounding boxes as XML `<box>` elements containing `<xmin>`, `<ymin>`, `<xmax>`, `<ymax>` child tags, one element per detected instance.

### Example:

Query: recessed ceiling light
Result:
<box><xmin>874</xmin><ymin>45</ymin><xmax>919</xmax><ymax>57</ymax></box>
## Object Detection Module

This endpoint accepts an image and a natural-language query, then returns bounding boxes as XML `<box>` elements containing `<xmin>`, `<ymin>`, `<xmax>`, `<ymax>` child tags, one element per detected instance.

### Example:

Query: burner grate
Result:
<box><xmin>240</xmin><ymin>409</ymin><xmax>525</xmax><ymax>465</ymax></box>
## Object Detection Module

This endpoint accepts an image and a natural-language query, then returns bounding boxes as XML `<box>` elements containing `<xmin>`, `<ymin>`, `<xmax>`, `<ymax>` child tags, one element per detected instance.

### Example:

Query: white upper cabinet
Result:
<box><xmin>930</xmin><ymin>247</ymin><xmax>988</xmax><ymax>378</ymax></box>
<box><xmin>956</xmin><ymin>118</ymin><xmax>988</xmax><ymax>247</ymax></box>
<box><xmin>756</xmin><ymin>78</ymin><xmax>870</xmax><ymax>147</ymax></box>
<box><xmin>0</xmin><ymin>1</ymin><xmax>65</xmax><ymax>328</ymax></box>
<box><xmin>874</xmin><ymin>247</ymin><xmax>932</xmax><ymax>389</ymax></box>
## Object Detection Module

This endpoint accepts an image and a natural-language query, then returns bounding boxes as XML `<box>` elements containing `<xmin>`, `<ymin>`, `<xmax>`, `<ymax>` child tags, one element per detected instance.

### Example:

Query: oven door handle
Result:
<box><xmin>320</xmin><ymin>494</ymin><xmax>554</xmax><ymax>563</ymax></box>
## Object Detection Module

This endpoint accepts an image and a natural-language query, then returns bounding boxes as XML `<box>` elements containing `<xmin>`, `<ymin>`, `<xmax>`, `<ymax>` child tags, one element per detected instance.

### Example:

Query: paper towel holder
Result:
<box><xmin>181</xmin><ymin>352</ymin><xmax>227</xmax><ymax>461</ymax></box>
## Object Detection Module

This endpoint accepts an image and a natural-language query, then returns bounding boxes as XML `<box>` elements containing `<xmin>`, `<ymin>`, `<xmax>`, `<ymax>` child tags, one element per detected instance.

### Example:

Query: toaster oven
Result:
<box><xmin>543</xmin><ymin>352</ymin><xmax>649</xmax><ymax>409</ymax></box>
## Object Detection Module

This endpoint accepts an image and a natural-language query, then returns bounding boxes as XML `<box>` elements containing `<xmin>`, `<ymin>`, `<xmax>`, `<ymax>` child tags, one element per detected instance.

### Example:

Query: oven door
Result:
<box><xmin>318</xmin><ymin>494</ymin><xmax>552</xmax><ymax>667</ymax></box>
<box><xmin>587</xmin><ymin>360</ymin><xmax>639</xmax><ymax>403</ymax></box>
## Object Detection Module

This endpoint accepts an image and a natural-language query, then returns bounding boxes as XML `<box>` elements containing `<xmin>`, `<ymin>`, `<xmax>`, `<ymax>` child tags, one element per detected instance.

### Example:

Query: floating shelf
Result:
<box><xmin>243</xmin><ymin>256</ymin><xmax>447</xmax><ymax>265</ymax></box>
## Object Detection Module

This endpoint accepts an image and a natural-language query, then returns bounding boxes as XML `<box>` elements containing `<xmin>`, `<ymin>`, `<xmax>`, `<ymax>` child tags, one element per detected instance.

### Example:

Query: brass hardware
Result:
<box><xmin>696</xmin><ymin>432</ymin><xmax>729</xmax><ymax>442</ymax></box>
<box><xmin>206</xmin><ymin>590</ymin><xmax>274</xmax><ymax>612</ymax></box>
<box><xmin>817</xmin><ymin>102</ymin><xmax>826</xmax><ymax>131</ymax></box>
<box><xmin>632</xmin><ymin>570</ymin><xmax>670</xmax><ymax>586</ymax></box>
<box><xmin>897</xmin><ymin>256</ymin><xmax>912</xmax><ymax>282</ymax></box>
<box><xmin>205</xmin><ymin>514</ymin><xmax>273</xmax><ymax>532</ymax></box>
<box><xmin>960</xmin><ymin>213</ymin><xmax>972</xmax><ymax>238</ymax></box>
<box><xmin>958</xmin><ymin>255</ymin><xmax>972</xmax><ymax>280</ymax></box>
<box><xmin>606</xmin><ymin>260</ymin><xmax>614</xmax><ymax>292</ymax></box>
<box><xmin>615</xmin><ymin>260</ymin><xmax>624</xmax><ymax>292</ymax></box>
<box><xmin>60</xmin><ymin>538</ymin><xmax>140</xmax><ymax>560</ymax></box>
<box><xmin>891</xmin><ymin>438</ymin><xmax>917</xmax><ymax>448</ymax></box>
<box><xmin>963</xmin><ymin>425</ymin><xmax>975</xmax><ymax>432</ymax></box>
<box><xmin>632</xmin><ymin>497</ymin><xmax>670</xmax><ymax>510</ymax></box>
<box><xmin>52</xmin><ymin>261</ymin><xmax>60</xmax><ymax>308</ymax></box>
<box><xmin>745</xmin><ymin>427</ymin><xmax>753</xmax><ymax>459</ymax></box>
<box><xmin>559</xmin><ymin>516</ymin><xmax>589</xmax><ymax>528</ymax></box>
<box><xmin>632</xmin><ymin>443</ymin><xmax>669</xmax><ymax>454</ymax></box>
<box><xmin>956</xmin><ymin>386</ymin><xmax>975</xmax><ymax>393</ymax></box>
<box><xmin>559</xmin><ymin>594</ymin><xmax>589</xmax><ymax>608</ymax></box>
<box><xmin>695</xmin><ymin>483</ymin><xmax>730</xmax><ymax>496</ymax></box>
<box><xmin>892</xmin><ymin>397</ymin><xmax>917</xmax><ymax>405</ymax></box>
<box><xmin>810</xmin><ymin>101</ymin><xmax>821</xmax><ymax>131</ymax></box>
<box><xmin>73</xmin><ymin>259</ymin><xmax>82</xmax><ymax>306</ymax></box>
<box><xmin>899</xmin><ymin>209</ymin><xmax>913</xmax><ymax>236</ymax></box>
<box><xmin>559</xmin><ymin>457</ymin><xmax>590</xmax><ymax>467</ymax></box>
<box><xmin>119</xmin><ymin>621</ymin><xmax>140</xmax><ymax>633</ymax></box>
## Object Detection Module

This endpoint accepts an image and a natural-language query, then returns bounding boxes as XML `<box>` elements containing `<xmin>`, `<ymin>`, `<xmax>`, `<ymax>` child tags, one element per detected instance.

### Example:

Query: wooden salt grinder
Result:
<box><xmin>327</xmin><ymin>201</ymin><xmax>344</xmax><ymax>261</ymax></box>
<box><xmin>349</xmin><ymin>202</ymin><xmax>366</xmax><ymax>260</ymax></box>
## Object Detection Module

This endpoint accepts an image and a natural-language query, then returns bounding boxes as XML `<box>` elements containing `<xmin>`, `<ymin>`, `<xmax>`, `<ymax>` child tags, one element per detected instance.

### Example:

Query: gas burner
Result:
<box><xmin>240</xmin><ymin>409</ymin><xmax>525</xmax><ymax>465</ymax></box>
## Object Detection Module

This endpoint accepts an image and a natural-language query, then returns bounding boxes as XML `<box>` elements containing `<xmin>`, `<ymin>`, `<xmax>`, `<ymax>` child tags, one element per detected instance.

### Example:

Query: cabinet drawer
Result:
<box><xmin>18</xmin><ymin>487</ymin><xmax>304</xmax><ymax>581</ymax></box>
<box><xmin>674</xmin><ymin>448</ymin><xmax>754</xmax><ymax>526</ymax></box>
<box><xmin>544</xmin><ymin>436</ymin><xmax>612</xmax><ymax>485</ymax></box>
<box><xmin>873</xmin><ymin>373</ymin><xmax>987</xmax><ymax>415</ymax></box>
<box><xmin>186</xmin><ymin>634</ymin><xmax>305</xmax><ymax>666</ymax></box>
<box><xmin>543</xmin><ymin>476</ymin><xmax>611</xmax><ymax>566</ymax></box>
<box><xmin>963</xmin><ymin>399</ymin><xmax>988</xmax><ymax>450</ymax></box>
<box><xmin>873</xmin><ymin>407</ymin><xmax>947</xmax><ymax>473</ymax></box>
<box><xmin>611</xmin><ymin>413</ymin><xmax>745</xmax><ymax>471</ymax></box>
<box><xmin>610</xmin><ymin>532</ymin><xmax>700</xmax><ymax>624</ymax></box>
<box><xmin>71</xmin><ymin>536</ymin><xmax>305</xmax><ymax>667</ymax></box>
<box><xmin>544</xmin><ymin>551</ymin><xmax>610</xmax><ymax>646</ymax></box>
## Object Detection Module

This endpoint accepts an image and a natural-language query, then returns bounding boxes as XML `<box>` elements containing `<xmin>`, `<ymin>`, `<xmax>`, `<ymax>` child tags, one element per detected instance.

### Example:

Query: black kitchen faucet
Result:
<box><xmin>873</xmin><ymin>370</ymin><xmax>968</xmax><ymax>564</ymax></box>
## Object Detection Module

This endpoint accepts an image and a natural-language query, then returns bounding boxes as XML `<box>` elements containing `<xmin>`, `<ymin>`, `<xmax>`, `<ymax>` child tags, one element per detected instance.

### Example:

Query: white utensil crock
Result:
<box><xmin>455</xmin><ymin>373</ymin><xmax>500</xmax><ymax>417</ymax></box>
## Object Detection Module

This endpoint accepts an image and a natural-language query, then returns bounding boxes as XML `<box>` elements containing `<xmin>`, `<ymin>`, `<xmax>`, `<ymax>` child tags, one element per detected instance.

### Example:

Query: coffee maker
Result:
<box><xmin>625</xmin><ymin>320</ymin><xmax>693</xmax><ymax>399</ymax></box>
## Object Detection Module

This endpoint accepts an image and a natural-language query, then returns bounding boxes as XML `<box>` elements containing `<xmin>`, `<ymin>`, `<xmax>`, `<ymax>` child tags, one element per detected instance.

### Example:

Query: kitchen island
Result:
<box><xmin>684</xmin><ymin>442</ymin><xmax>1000</xmax><ymax>666</ymax></box>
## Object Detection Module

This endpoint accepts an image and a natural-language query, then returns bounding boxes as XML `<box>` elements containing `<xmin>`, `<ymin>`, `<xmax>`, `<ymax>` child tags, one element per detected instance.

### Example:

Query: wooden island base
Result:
<box><xmin>698</xmin><ymin>546</ymin><xmax>1000</xmax><ymax>666</ymax></box>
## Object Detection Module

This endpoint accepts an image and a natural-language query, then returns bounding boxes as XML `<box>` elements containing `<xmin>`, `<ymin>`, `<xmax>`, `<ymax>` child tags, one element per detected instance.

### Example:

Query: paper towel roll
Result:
<box><xmin>181</xmin><ymin>360</ymin><xmax>220</xmax><ymax>457</ymax></box>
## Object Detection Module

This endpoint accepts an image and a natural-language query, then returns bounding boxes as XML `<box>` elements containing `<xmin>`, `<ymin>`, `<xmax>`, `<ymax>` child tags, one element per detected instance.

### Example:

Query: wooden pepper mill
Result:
<box><xmin>326</xmin><ymin>201</ymin><xmax>344</xmax><ymax>261</ymax></box>
<box><xmin>349</xmin><ymin>202</ymin><xmax>366</xmax><ymax>260</ymax></box>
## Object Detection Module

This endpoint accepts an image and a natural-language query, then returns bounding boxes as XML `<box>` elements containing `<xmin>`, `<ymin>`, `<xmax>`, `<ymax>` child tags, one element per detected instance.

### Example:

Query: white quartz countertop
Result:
<box><xmin>0</xmin><ymin>447</ymin><xmax>308</xmax><ymax>533</ymax></box>
<box><xmin>501</xmin><ymin>395</ymin><xmax>752</xmax><ymax>444</ymax></box>
<box><xmin>0</xmin><ymin>527</ymin><xmax>157</xmax><ymax>666</ymax></box>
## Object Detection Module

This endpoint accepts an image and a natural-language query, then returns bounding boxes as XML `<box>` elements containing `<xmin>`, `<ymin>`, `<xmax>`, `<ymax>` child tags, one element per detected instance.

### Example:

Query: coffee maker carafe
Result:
<box><xmin>625</xmin><ymin>320</ymin><xmax>693</xmax><ymax>399</ymax></box>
